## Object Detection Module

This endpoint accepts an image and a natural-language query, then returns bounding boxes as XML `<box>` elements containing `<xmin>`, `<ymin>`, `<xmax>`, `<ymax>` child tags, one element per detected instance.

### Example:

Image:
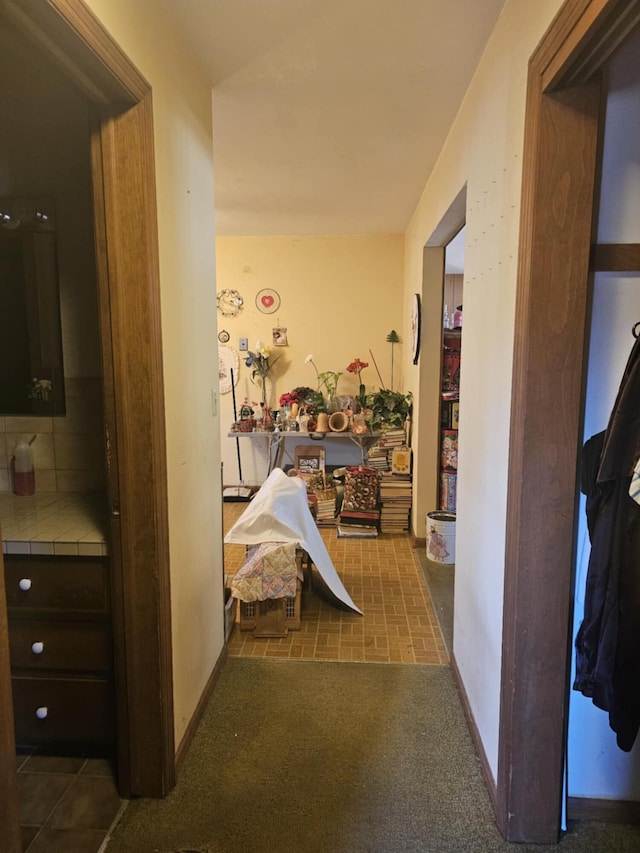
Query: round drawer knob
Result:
<box><xmin>31</xmin><ymin>641</ymin><xmax>44</xmax><ymax>655</ymax></box>
<box><xmin>35</xmin><ymin>706</ymin><xmax>48</xmax><ymax>720</ymax></box>
<box><xmin>19</xmin><ymin>578</ymin><xmax>32</xmax><ymax>591</ymax></box>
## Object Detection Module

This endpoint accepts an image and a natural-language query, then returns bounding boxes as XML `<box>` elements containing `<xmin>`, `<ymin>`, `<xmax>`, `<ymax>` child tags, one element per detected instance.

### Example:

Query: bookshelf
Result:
<box><xmin>440</xmin><ymin>328</ymin><xmax>460</xmax><ymax>511</ymax></box>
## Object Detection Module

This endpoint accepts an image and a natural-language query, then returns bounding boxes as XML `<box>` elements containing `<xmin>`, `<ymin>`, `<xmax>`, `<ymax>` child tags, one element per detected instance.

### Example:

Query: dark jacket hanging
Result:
<box><xmin>574</xmin><ymin>334</ymin><xmax>640</xmax><ymax>752</ymax></box>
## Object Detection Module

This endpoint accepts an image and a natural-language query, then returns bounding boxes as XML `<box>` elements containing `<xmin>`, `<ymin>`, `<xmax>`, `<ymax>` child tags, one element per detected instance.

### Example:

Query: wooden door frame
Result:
<box><xmin>0</xmin><ymin>549</ymin><xmax>21</xmax><ymax>853</ymax></box>
<box><xmin>498</xmin><ymin>0</ymin><xmax>640</xmax><ymax>842</ymax></box>
<box><xmin>0</xmin><ymin>0</ymin><xmax>175</xmax><ymax>828</ymax></box>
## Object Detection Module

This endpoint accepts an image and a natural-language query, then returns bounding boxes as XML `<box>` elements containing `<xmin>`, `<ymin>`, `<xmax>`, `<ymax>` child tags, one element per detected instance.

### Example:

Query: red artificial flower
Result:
<box><xmin>346</xmin><ymin>358</ymin><xmax>368</xmax><ymax>375</ymax></box>
<box><xmin>279</xmin><ymin>390</ymin><xmax>301</xmax><ymax>408</ymax></box>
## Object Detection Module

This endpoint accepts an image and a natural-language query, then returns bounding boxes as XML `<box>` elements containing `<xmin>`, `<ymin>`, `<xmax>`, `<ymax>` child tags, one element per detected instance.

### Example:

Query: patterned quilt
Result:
<box><xmin>231</xmin><ymin>541</ymin><xmax>300</xmax><ymax>602</ymax></box>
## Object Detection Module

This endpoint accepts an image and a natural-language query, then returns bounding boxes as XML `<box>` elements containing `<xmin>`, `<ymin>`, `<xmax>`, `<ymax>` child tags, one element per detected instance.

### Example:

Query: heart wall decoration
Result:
<box><xmin>256</xmin><ymin>288</ymin><xmax>281</xmax><ymax>314</ymax></box>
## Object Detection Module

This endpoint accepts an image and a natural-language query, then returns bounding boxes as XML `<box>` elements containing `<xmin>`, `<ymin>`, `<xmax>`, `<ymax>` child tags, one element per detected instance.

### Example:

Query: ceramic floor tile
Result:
<box><xmin>16</xmin><ymin>752</ymin><xmax>32</xmax><ymax>771</ymax></box>
<box><xmin>25</xmin><ymin>827</ymin><xmax>107</xmax><ymax>853</ymax></box>
<box><xmin>80</xmin><ymin>757</ymin><xmax>117</xmax><ymax>777</ymax></box>
<box><xmin>17</xmin><ymin>773</ymin><xmax>74</xmax><ymax>826</ymax></box>
<box><xmin>21</xmin><ymin>755</ymin><xmax>86</xmax><ymax>775</ymax></box>
<box><xmin>48</xmin><ymin>774</ymin><xmax>122</xmax><ymax>831</ymax></box>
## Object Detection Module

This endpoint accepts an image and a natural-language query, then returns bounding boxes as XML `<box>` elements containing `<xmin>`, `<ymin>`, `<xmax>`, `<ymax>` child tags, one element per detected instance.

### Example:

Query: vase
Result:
<box><xmin>262</xmin><ymin>405</ymin><xmax>274</xmax><ymax>431</ymax></box>
<box><xmin>351</xmin><ymin>414</ymin><xmax>368</xmax><ymax>435</ymax></box>
<box><xmin>326</xmin><ymin>395</ymin><xmax>339</xmax><ymax>413</ymax></box>
<box><xmin>260</xmin><ymin>377</ymin><xmax>269</xmax><ymax>407</ymax></box>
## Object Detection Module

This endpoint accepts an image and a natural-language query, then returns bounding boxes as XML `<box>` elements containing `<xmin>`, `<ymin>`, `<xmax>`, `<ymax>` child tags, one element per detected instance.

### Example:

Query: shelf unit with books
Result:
<box><xmin>440</xmin><ymin>328</ymin><xmax>460</xmax><ymax>511</ymax></box>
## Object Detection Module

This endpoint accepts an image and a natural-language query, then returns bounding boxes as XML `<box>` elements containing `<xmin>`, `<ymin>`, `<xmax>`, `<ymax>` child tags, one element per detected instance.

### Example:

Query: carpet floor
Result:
<box><xmin>104</xmin><ymin>658</ymin><xmax>640</xmax><ymax>853</ymax></box>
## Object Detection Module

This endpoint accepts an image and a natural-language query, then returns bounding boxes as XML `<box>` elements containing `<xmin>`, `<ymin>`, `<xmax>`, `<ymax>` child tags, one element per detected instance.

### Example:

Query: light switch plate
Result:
<box><xmin>211</xmin><ymin>389</ymin><xmax>218</xmax><ymax>416</ymax></box>
<box><xmin>239</xmin><ymin>338</ymin><xmax>248</xmax><ymax>351</ymax></box>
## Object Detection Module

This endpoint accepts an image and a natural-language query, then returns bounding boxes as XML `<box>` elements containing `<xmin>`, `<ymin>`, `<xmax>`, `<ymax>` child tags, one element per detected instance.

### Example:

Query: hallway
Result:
<box><xmin>14</xmin><ymin>498</ymin><xmax>446</xmax><ymax>853</ymax></box>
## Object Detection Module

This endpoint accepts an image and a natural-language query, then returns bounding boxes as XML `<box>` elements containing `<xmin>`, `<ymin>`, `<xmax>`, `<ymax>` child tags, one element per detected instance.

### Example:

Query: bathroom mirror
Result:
<box><xmin>0</xmin><ymin>197</ymin><xmax>66</xmax><ymax>416</ymax></box>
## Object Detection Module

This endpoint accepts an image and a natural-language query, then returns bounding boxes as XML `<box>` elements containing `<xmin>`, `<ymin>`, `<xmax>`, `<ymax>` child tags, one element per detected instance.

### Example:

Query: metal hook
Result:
<box><xmin>633</xmin><ymin>322</ymin><xmax>640</xmax><ymax>339</ymax></box>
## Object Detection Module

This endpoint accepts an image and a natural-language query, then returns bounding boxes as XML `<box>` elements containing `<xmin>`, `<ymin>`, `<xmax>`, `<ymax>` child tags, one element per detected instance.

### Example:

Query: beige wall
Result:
<box><xmin>403</xmin><ymin>0</ymin><xmax>564</xmax><ymax>780</ymax></box>
<box><xmin>84</xmin><ymin>0</ymin><xmax>223</xmax><ymax>747</ymax></box>
<box><xmin>216</xmin><ymin>235</ymin><xmax>405</xmax><ymax>485</ymax></box>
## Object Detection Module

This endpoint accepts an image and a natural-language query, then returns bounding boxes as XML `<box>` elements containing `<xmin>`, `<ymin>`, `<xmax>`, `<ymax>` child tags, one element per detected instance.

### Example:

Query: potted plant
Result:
<box><xmin>365</xmin><ymin>389</ymin><xmax>413</xmax><ymax>432</ymax></box>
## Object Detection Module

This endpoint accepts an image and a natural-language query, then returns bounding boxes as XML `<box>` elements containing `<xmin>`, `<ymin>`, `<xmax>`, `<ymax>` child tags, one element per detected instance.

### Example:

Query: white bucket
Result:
<box><xmin>426</xmin><ymin>511</ymin><xmax>456</xmax><ymax>565</ymax></box>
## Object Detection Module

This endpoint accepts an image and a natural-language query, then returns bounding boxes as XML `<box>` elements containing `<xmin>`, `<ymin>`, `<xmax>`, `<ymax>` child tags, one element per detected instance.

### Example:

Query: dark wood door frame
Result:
<box><xmin>0</xmin><ymin>549</ymin><xmax>21</xmax><ymax>853</ymax></box>
<box><xmin>498</xmin><ymin>0</ymin><xmax>640</xmax><ymax>843</ymax></box>
<box><xmin>0</xmin><ymin>2</ymin><xmax>175</xmax><ymax>835</ymax></box>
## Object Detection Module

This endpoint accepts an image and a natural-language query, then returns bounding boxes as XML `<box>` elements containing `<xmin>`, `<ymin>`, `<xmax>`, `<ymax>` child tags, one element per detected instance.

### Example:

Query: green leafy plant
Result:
<box><xmin>365</xmin><ymin>389</ymin><xmax>413</xmax><ymax>431</ymax></box>
<box><xmin>304</xmin><ymin>354</ymin><xmax>342</xmax><ymax>402</ymax></box>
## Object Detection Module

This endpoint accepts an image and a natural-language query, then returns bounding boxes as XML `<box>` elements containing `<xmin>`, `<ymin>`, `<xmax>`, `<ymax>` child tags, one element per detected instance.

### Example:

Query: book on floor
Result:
<box><xmin>336</xmin><ymin>524</ymin><xmax>379</xmax><ymax>538</ymax></box>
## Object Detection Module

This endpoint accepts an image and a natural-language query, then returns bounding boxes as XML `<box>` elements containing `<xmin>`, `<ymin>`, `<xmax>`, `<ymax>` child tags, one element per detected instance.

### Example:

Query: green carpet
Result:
<box><xmin>105</xmin><ymin>658</ymin><xmax>640</xmax><ymax>853</ymax></box>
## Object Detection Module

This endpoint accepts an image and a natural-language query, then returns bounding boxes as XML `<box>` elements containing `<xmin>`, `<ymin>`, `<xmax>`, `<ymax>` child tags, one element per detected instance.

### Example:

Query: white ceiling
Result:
<box><xmin>160</xmin><ymin>0</ymin><xmax>506</xmax><ymax>236</ymax></box>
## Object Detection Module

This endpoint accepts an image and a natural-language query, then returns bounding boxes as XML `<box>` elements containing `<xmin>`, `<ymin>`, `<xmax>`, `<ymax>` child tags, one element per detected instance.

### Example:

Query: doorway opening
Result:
<box><xmin>0</xmin><ymin>9</ymin><xmax>175</xmax><ymax>850</ymax></box>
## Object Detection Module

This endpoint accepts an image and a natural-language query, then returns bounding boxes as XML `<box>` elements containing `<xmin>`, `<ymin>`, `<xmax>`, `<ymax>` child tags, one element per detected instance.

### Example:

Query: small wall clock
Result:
<box><xmin>217</xmin><ymin>288</ymin><xmax>244</xmax><ymax>317</ymax></box>
<box><xmin>411</xmin><ymin>293</ymin><xmax>422</xmax><ymax>365</ymax></box>
<box><xmin>255</xmin><ymin>288</ymin><xmax>280</xmax><ymax>314</ymax></box>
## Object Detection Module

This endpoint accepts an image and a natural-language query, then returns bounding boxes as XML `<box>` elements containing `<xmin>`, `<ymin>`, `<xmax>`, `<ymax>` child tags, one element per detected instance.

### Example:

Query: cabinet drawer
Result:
<box><xmin>8</xmin><ymin>620</ymin><xmax>113</xmax><ymax>673</ymax></box>
<box><xmin>4</xmin><ymin>556</ymin><xmax>110</xmax><ymax>614</ymax></box>
<box><xmin>12</xmin><ymin>676</ymin><xmax>116</xmax><ymax>747</ymax></box>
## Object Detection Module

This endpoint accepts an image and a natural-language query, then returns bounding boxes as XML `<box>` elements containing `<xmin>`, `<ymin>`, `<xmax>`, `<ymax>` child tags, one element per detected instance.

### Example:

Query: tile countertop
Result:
<box><xmin>0</xmin><ymin>492</ymin><xmax>108</xmax><ymax>557</ymax></box>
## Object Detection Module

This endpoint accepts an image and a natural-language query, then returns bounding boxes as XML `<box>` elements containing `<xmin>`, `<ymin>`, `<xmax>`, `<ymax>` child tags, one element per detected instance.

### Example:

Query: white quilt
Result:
<box><xmin>224</xmin><ymin>468</ymin><xmax>363</xmax><ymax>615</ymax></box>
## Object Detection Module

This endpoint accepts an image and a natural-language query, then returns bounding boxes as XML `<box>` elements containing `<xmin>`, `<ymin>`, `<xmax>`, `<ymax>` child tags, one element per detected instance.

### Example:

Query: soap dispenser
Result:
<box><xmin>13</xmin><ymin>436</ymin><xmax>36</xmax><ymax>496</ymax></box>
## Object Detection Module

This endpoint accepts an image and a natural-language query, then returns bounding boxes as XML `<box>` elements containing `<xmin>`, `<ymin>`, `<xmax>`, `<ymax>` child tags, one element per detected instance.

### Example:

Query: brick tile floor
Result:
<box><xmin>224</xmin><ymin>502</ymin><xmax>448</xmax><ymax>665</ymax></box>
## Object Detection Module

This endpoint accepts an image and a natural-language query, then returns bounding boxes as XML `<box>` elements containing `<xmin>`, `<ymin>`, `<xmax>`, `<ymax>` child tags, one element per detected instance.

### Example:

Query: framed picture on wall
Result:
<box><xmin>272</xmin><ymin>327</ymin><xmax>288</xmax><ymax>346</ymax></box>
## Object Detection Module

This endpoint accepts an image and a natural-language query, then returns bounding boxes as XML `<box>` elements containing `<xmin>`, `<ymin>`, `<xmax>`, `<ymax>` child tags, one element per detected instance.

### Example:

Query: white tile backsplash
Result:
<box><xmin>4</xmin><ymin>416</ymin><xmax>53</xmax><ymax>434</ymax></box>
<box><xmin>35</xmin><ymin>469</ymin><xmax>58</xmax><ymax>491</ymax></box>
<box><xmin>0</xmin><ymin>377</ymin><xmax>103</xmax><ymax>493</ymax></box>
<box><xmin>56</xmin><ymin>470</ymin><xmax>104</xmax><ymax>493</ymax></box>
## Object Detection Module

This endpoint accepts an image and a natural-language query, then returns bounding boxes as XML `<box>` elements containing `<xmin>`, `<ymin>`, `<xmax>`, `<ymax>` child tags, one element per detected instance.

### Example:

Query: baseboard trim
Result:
<box><xmin>567</xmin><ymin>796</ymin><xmax>640</xmax><ymax>824</ymax></box>
<box><xmin>450</xmin><ymin>652</ymin><xmax>498</xmax><ymax>817</ymax></box>
<box><xmin>175</xmin><ymin>645</ymin><xmax>228</xmax><ymax>772</ymax></box>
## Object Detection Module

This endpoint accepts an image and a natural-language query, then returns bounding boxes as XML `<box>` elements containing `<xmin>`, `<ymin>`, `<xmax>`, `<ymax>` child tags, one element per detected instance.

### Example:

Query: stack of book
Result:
<box><xmin>315</xmin><ymin>493</ymin><xmax>337</xmax><ymax>527</ymax></box>
<box><xmin>379</xmin><ymin>472</ymin><xmax>412</xmax><ymax>533</ymax></box>
<box><xmin>377</xmin><ymin>428</ymin><xmax>407</xmax><ymax>451</ymax></box>
<box><xmin>336</xmin><ymin>509</ymin><xmax>380</xmax><ymax>538</ymax></box>
<box><xmin>367</xmin><ymin>444</ymin><xmax>389</xmax><ymax>472</ymax></box>
<box><xmin>366</xmin><ymin>428</ymin><xmax>407</xmax><ymax>473</ymax></box>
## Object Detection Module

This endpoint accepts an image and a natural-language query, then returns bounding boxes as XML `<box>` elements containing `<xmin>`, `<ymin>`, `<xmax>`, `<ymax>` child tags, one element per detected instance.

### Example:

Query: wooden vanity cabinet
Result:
<box><xmin>4</xmin><ymin>555</ymin><xmax>116</xmax><ymax>751</ymax></box>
